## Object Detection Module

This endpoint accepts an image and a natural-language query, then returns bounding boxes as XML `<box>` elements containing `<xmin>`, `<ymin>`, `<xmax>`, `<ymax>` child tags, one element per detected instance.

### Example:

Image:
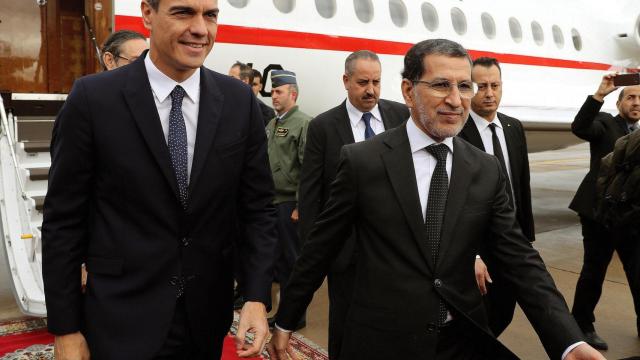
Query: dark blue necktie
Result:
<box><xmin>425</xmin><ymin>143</ymin><xmax>450</xmax><ymax>325</ymax></box>
<box><xmin>362</xmin><ymin>112</ymin><xmax>375</xmax><ymax>140</ymax></box>
<box><xmin>168</xmin><ymin>85</ymin><xmax>189</xmax><ymax>210</ymax></box>
<box><xmin>489</xmin><ymin>123</ymin><xmax>513</xmax><ymax>206</ymax></box>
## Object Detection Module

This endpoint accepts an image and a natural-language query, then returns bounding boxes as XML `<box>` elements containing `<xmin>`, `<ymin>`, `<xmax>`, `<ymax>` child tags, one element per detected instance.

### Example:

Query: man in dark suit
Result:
<box><xmin>251</xmin><ymin>69</ymin><xmax>276</xmax><ymax>126</ymax></box>
<box><xmin>268</xmin><ymin>39</ymin><xmax>603</xmax><ymax>360</ymax></box>
<box><xmin>458</xmin><ymin>57</ymin><xmax>534</xmax><ymax>336</ymax></box>
<box><xmin>569</xmin><ymin>74</ymin><xmax>640</xmax><ymax>350</ymax></box>
<box><xmin>42</xmin><ymin>1</ymin><xmax>277</xmax><ymax>359</ymax></box>
<box><xmin>297</xmin><ymin>50</ymin><xmax>408</xmax><ymax>358</ymax></box>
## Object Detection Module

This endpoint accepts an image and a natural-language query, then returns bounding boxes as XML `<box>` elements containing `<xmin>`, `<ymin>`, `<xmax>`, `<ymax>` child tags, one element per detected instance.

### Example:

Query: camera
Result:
<box><xmin>613</xmin><ymin>73</ymin><xmax>640</xmax><ymax>86</ymax></box>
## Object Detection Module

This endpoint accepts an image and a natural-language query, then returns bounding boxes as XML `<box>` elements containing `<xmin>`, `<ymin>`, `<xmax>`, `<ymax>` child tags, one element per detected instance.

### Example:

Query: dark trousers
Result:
<box><xmin>572</xmin><ymin>216</ymin><xmax>640</xmax><ymax>332</ymax></box>
<box><xmin>436</xmin><ymin>320</ymin><xmax>514</xmax><ymax>360</ymax></box>
<box><xmin>274</xmin><ymin>201</ymin><xmax>305</xmax><ymax>321</ymax></box>
<box><xmin>153</xmin><ymin>298</ymin><xmax>222</xmax><ymax>360</ymax></box>
<box><xmin>327</xmin><ymin>265</ymin><xmax>356</xmax><ymax>359</ymax></box>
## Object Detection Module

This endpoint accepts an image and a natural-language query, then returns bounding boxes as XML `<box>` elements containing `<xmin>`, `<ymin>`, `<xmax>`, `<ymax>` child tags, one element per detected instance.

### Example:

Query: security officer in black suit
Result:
<box><xmin>297</xmin><ymin>50</ymin><xmax>408</xmax><ymax>358</ymax></box>
<box><xmin>570</xmin><ymin>74</ymin><xmax>640</xmax><ymax>350</ymax></box>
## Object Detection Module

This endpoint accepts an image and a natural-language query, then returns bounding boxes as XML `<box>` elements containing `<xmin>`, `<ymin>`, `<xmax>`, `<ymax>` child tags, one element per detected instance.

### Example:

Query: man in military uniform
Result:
<box><xmin>266</xmin><ymin>70</ymin><xmax>311</xmax><ymax>330</ymax></box>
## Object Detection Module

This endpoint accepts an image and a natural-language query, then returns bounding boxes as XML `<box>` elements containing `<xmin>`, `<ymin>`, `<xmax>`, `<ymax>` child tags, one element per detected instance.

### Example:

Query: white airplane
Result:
<box><xmin>113</xmin><ymin>0</ymin><xmax>640</xmax><ymax>150</ymax></box>
<box><xmin>1</xmin><ymin>0</ymin><xmax>639</xmax><ymax>317</ymax></box>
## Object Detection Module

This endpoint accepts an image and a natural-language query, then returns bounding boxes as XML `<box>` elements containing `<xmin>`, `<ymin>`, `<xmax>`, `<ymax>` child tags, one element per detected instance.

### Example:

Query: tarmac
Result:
<box><xmin>0</xmin><ymin>142</ymin><xmax>638</xmax><ymax>359</ymax></box>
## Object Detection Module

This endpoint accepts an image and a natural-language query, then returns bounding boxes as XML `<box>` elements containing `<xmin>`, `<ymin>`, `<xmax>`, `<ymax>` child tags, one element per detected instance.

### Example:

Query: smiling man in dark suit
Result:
<box><xmin>268</xmin><ymin>39</ymin><xmax>603</xmax><ymax>360</ymax></box>
<box><xmin>458</xmin><ymin>57</ymin><xmax>534</xmax><ymax>336</ymax></box>
<box><xmin>42</xmin><ymin>0</ymin><xmax>277</xmax><ymax>359</ymax></box>
<box><xmin>297</xmin><ymin>50</ymin><xmax>408</xmax><ymax>359</ymax></box>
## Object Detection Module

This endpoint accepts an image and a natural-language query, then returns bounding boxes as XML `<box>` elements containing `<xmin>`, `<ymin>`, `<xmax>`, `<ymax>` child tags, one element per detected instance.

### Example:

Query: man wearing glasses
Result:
<box><xmin>268</xmin><ymin>39</ymin><xmax>602</xmax><ymax>359</ymax></box>
<box><xmin>101</xmin><ymin>30</ymin><xmax>148</xmax><ymax>71</ymax></box>
<box><xmin>458</xmin><ymin>57</ymin><xmax>535</xmax><ymax>337</ymax></box>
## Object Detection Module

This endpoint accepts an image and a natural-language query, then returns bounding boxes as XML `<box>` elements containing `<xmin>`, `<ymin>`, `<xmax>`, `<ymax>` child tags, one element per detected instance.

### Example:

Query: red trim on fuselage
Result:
<box><xmin>115</xmin><ymin>15</ymin><xmax>615</xmax><ymax>71</ymax></box>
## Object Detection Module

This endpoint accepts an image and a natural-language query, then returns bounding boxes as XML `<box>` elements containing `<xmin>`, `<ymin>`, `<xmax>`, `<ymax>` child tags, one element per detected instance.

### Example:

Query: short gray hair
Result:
<box><xmin>401</xmin><ymin>39</ymin><xmax>471</xmax><ymax>81</ymax></box>
<box><xmin>344</xmin><ymin>50</ymin><xmax>380</xmax><ymax>76</ymax></box>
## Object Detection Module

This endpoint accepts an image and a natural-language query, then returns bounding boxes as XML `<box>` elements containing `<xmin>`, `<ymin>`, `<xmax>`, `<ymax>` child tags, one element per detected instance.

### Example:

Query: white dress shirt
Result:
<box><xmin>346</xmin><ymin>99</ymin><xmax>385</xmax><ymax>142</ymax></box>
<box><xmin>469</xmin><ymin>110</ymin><xmax>512</xmax><ymax>183</ymax></box>
<box><xmin>144</xmin><ymin>54</ymin><xmax>200</xmax><ymax>180</ymax></box>
<box><xmin>406</xmin><ymin>118</ymin><xmax>453</xmax><ymax>221</ymax></box>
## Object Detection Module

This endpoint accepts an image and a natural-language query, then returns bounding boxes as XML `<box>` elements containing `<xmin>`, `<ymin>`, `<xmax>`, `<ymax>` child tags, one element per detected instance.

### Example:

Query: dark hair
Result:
<box><xmin>147</xmin><ymin>0</ymin><xmax>159</xmax><ymax>11</ymax></box>
<box><xmin>344</xmin><ymin>50</ymin><xmax>380</xmax><ymax>75</ymax></box>
<box><xmin>231</xmin><ymin>61</ymin><xmax>254</xmax><ymax>83</ymax></box>
<box><xmin>401</xmin><ymin>39</ymin><xmax>471</xmax><ymax>81</ymax></box>
<box><xmin>101</xmin><ymin>30</ymin><xmax>146</xmax><ymax>69</ymax></box>
<box><xmin>472</xmin><ymin>56</ymin><xmax>502</xmax><ymax>75</ymax></box>
<box><xmin>619</xmin><ymin>87</ymin><xmax>627</xmax><ymax>102</ymax></box>
<box><xmin>252</xmin><ymin>69</ymin><xmax>262</xmax><ymax>82</ymax></box>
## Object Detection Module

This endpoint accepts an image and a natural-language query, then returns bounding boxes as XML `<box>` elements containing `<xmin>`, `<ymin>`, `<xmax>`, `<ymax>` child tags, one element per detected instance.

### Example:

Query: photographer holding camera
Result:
<box><xmin>569</xmin><ymin>73</ymin><xmax>640</xmax><ymax>350</ymax></box>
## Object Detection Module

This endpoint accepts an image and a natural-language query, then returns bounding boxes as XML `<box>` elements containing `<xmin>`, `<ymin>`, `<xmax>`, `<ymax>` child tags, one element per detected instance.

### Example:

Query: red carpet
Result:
<box><xmin>0</xmin><ymin>316</ymin><xmax>327</xmax><ymax>359</ymax></box>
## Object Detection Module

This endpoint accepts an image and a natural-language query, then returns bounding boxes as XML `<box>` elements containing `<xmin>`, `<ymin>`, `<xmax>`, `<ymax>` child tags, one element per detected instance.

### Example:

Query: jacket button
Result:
<box><xmin>169</xmin><ymin>276</ymin><xmax>178</xmax><ymax>286</ymax></box>
<box><xmin>434</xmin><ymin>279</ymin><xmax>442</xmax><ymax>288</ymax></box>
<box><xmin>181</xmin><ymin>237</ymin><xmax>190</xmax><ymax>247</ymax></box>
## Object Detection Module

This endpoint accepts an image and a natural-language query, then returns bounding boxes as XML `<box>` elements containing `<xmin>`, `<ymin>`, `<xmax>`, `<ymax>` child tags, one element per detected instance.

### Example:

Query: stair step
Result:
<box><xmin>23</xmin><ymin>141</ymin><xmax>50</xmax><ymax>154</ymax></box>
<box><xmin>16</xmin><ymin>117</ymin><xmax>54</xmax><ymax>142</ymax></box>
<box><xmin>29</xmin><ymin>168</ymin><xmax>49</xmax><ymax>181</ymax></box>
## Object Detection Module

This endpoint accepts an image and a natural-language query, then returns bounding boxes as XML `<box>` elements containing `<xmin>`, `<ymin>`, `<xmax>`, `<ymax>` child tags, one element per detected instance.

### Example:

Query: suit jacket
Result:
<box><xmin>458</xmin><ymin>113</ymin><xmax>535</xmax><ymax>241</ymax></box>
<box><xmin>569</xmin><ymin>96</ymin><xmax>630</xmax><ymax>219</ymax></box>
<box><xmin>277</xmin><ymin>123</ymin><xmax>582</xmax><ymax>359</ymax></box>
<box><xmin>257</xmin><ymin>98</ymin><xmax>276</xmax><ymax>126</ymax></box>
<box><xmin>298</xmin><ymin>99</ymin><xmax>408</xmax><ymax>271</ymax></box>
<box><xmin>42</xmin><ymin>55</ymin><xmax>277</xmax><ymax>360</ymax></box>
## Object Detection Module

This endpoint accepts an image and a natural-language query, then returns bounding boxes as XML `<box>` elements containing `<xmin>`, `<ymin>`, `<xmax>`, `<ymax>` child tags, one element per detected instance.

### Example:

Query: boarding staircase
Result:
<box><xmin>0</xmin><ymin>93</ymin><xmax>63</xmax><ymax>316</ymax></box>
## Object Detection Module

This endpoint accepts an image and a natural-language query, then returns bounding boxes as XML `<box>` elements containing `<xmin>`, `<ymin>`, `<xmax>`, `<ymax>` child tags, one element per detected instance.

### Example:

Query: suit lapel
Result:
<box><xmin>498</xmin><ymin>114</ymin><xmax>519</xmax><ymax>188</ymax></box>
<box><xmin>460</xmin><ymin>116</ymin><xmax>485</xmax><ymax>151</ymax></box>
<box><xmin>437</xmin><ymin>137</ymin><xmax>472</xmax><ymax>266</ymax></box>
<box><xmin>379</xmin><ymin>100</ymin><xmax>394</xmax><ymax>130</ymax></box>
<box><xmin>615</xmin><ymin>115</ymin><xmax>630</xmax><ymax>135</ymax></box>
<box><xmin>123</xmin><ymin>57</ymin><xmax>180</xmax><ymax>201</ymax></box>
<box><xmin>381</xmin><ymin>126</ymin><xmax>435</xmax><ymax>273</ymax></box>
<box><xmin>189</xmin><ymin>68</ymin><xmax>223</xmax><ymax>195</ymax></box>
<box><xmin>336</xmin><ymin>101</ymin><xmax>355</xmax><ymax>144</ymax></box>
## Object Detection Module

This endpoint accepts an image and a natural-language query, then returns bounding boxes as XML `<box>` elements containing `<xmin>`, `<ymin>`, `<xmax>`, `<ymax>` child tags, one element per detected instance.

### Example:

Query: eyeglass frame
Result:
<box><xmin>411</xmin><ymin>79</ymin><xmax>477</xmax><ymax>99</ymax></box>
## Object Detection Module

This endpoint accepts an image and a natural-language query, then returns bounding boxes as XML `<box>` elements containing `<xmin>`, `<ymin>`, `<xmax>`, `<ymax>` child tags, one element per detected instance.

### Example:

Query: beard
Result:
<box><xmin>414</xmin><ymin>91</ymin><xmax>467</xmax><ymax>139</ymax></box>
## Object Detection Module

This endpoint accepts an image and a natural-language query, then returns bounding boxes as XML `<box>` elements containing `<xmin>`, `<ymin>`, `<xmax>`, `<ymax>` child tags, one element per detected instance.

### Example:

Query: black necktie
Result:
<box><xmin>168</xmin><ymin>85</ymin><xmax>189</xmax><ymax>210</ymax></box>
<box><xmin>425</xmin><ymin>143</ymin><xmax>449</xmax><ymax>325</ymax></box>
<box><xmin>362</xmin><ymin>112</ymin><xmax>375</xmax><ymax>139</ymax></box>
<box><xmin>488</xmin><ymin>123</ymin><xmax>514</xmax><ymax>206</ymax></box>
<box><xmin>629</xmin><ymin>123</ymin><xmax>637</xmax><ymax>134</ymax></box>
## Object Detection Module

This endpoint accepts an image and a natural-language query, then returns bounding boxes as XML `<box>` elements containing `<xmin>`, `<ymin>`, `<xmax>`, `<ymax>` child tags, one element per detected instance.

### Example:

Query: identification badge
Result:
<box><xmin>275</xmin><ymin>127</ymin><xmax>289</xmax><ymax>137</ymax></box>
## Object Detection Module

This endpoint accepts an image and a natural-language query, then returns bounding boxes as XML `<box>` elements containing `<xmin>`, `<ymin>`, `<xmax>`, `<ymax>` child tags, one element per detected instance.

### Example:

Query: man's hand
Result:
<box><xmin>266</xmin><ymin>328</ymin><xmax>298</xmax><ymax>360</ymax></box>
<box><xmin>474</xmin><ymin>257</ymin><xmax>492</xmax><ymax>295</ymax></box>
<box><xmin>234</xmin><ymin>301</ymin><xmax>269</xmax><ymax>358</ymax></box>
<box><xmin>290</xmin><ymin>208</ymin><xmax>299</xmax><ymax>223</ymax></box>
<box><xmin>54</xmin><ymin>332</ymin><xmax>90</xmax><ymax>360</ymax></box>
<box><xmin>593</xmin><ymin>73</ymin><xmax>619</xmax><ymax>103</ymax></box>
<box><xmin>565</xmin><ymin>343</ymin><xmax>606</xmax><ymax>360</ymax></box>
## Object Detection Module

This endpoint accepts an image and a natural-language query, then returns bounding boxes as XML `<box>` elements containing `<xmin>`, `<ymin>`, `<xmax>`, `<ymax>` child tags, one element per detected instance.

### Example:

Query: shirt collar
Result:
<box><xmin>346</xmin><ymin>98</ymin><xmax>382</xmax><ymax>127</ymax></box>
<box><xmin>144</xmin><ymin>53</ymin><xmax>200</xmax><ymax>104</ymax></box>
<box><xmin>470</xmin><ymin>110</ymin><xmax>502</xmax><ymax>131</ymax></box>
<box><xmin>406</xmin><ymin>117</ymin><xmax>454</xmax><ymax>154</ymax></box>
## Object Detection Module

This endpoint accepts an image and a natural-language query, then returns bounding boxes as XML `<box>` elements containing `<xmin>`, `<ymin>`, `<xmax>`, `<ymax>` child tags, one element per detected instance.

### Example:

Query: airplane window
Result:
<box><xmin>481</xmin><ymin>13</ymin><xmax>496</xmax><ymax>39</ymax></box>
<box><xmin>450</xmin><ymin>7</ymin><xmax>467</xmax><ymax>35</ymax></box>
<box><xmin>421</xmin><ymin>2</ymin><xmax>439</xmax><ymax>32</ymax></box>
<box><xmin>315</xmin><ymin>0</ymin><xmax>336</xmax><ymax>18</ymax></box>
<box><xmin>227</xmin><ymin>0</ymin><xmax>249</xmax><ymax>8</ymax></box>
<box><xmin>552</xmin><ymin>25</ymin><xmax>564</xmax><ymax>49</ymax></box>
<box><xmin>509</xmin><ymin>17</ymin><xmax>522</xmax><ymax>43</ymax></box>
<box><xmin>531</xmin><ymin>21</ymin><xmax>544</xmax><ymax>46</ymax></box>
<box><xmin>571</xmin><ymin>28</ymin><xmax>582</xmax><ymax>51</ymax></box>
<box><xmin>273</xmin><ymin>0</ymin><xmax>295</xmax><ymax>14</ymax></box>
<box><xmin>354</xmin><ymin>0</ymin><xmax>374</xmax><ymax>23</ymax></box>
<box><xmin>389</xmin><ymin>0</ymin><xmax>408</xmax><ymax>28</ymax></box>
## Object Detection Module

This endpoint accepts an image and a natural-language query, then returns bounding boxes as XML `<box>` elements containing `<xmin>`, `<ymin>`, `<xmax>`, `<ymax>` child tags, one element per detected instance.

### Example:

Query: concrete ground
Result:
<box><xmin>1</xmin><ymin>142</ymin><xmax>638</xmax><ymax>358</ymax></box>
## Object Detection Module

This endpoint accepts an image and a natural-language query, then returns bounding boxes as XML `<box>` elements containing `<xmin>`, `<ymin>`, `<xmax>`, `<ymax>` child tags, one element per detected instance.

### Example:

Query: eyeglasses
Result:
<box><xmin>116</xmin><ymin>55</ymin><xmax>138</xmax><ymax>64</ymax></box>
<box><xmin>412</xmin><ymin>79</ymin><xmax>476</xmax><ymax>99</ymax></box>
<box><xmin>475</xmin><ymin>82</ymin><xmax>502</xmax><ymax>92</ymax></box>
